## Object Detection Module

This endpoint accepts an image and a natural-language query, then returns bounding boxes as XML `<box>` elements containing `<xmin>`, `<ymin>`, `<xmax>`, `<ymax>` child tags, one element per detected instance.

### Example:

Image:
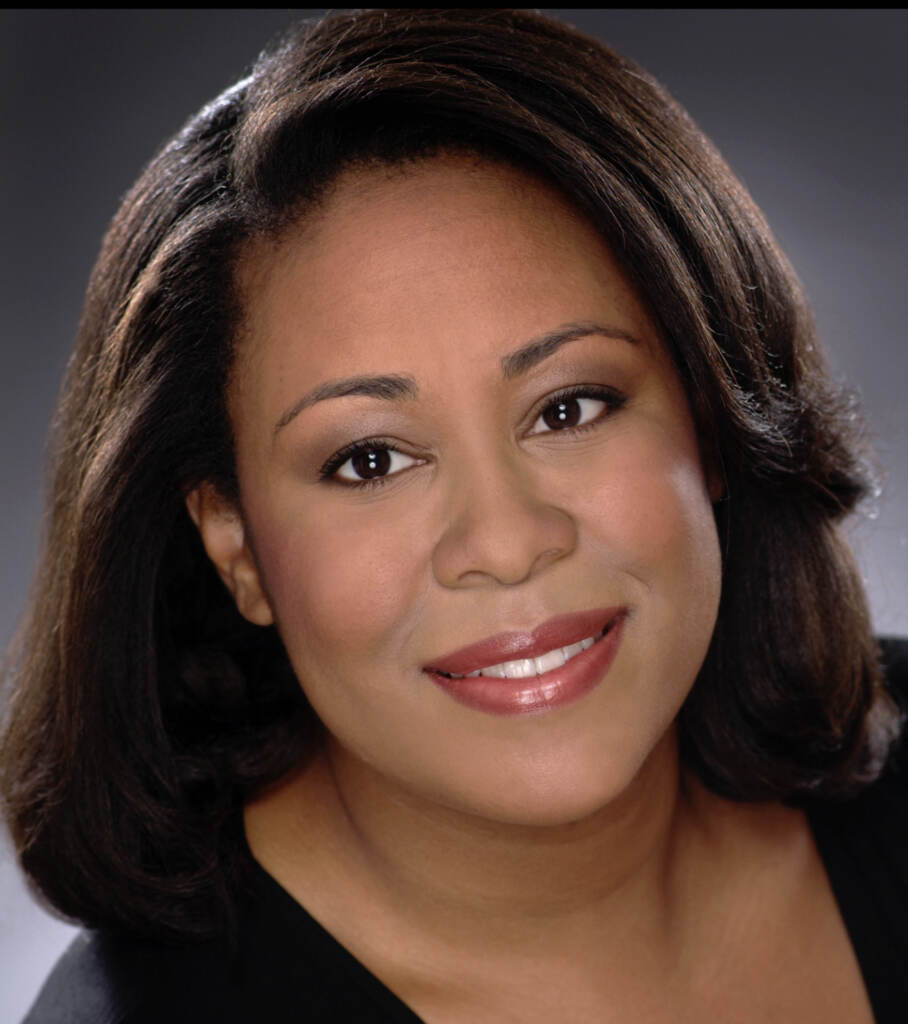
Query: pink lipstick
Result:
<box><xmin>424</xmin><ymin>607</ymin><xmax>626</xmax><ymax>716</ymax></box>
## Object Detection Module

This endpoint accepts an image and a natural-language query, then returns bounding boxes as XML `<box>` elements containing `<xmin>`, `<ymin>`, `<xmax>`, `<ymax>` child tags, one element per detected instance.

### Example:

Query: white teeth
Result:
<box><xmin>504</xmin><ymin>658</ymin><xmax>536</xmax><ymax>679</ymax></box>
<box><xmin>533</xmin><ymin>647</ymin><xmax>567</xmax><ymax>674</ymax></box>
<box><xmin>447</xmin><ymin>633</ymin><xmax>600</xmax><ymax>680</ymax></box>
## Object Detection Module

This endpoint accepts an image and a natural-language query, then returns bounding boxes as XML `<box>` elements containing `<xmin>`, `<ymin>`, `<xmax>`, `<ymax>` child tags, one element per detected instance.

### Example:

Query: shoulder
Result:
<box><xmin>21</xmin><ymin>928</ymin><xmax>238</xmax><ymax>1024</ymax></box>
<box><xmin>803</xmin><ymin>637</ymin><xmax>908</xmax><ymax>1023</ymax></box>
<box><xmin>807</xmin><ymin>634</ymin><xmax>908</xmax><ymax>905</ymax></box>
<box><xmin>21</xmin><ymin>861</ymin><xmax>420</xmax><ymax>1024</ymax></box>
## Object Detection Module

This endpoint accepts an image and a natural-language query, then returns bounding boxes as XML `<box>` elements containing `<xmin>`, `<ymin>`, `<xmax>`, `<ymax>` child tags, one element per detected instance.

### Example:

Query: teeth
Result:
<box><xmin>446</xmin><ymin>632</ymin><xmax>602</xmax><ymax>680</ymax></box>
<box><xmin>533</xmin><ymin>647</ymin><xmax>567</xmax><ymax>674</ymax></box>
<box><xmin>504</xmin><ymin>658</ymin><xmax>536</xmax><ymax>679</ymax></box>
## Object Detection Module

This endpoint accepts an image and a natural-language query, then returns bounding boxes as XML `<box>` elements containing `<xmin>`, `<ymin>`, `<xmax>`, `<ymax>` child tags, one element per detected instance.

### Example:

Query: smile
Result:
<box><xmin>424</xmin><ymin>608</ymin><xmax>626</xmax><ymax>716</ymax></box>
<box><xmin>436</xmin><ymin>629</ymin><xmax>604</xmax><ymax>679</ymax></box>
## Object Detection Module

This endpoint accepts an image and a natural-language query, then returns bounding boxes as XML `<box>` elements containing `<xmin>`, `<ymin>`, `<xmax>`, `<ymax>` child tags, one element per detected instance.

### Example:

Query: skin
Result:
<box><xmin>188</xmin><ymin>156</ymin><xmax>873</xmax><ymax>1022</ymax></box>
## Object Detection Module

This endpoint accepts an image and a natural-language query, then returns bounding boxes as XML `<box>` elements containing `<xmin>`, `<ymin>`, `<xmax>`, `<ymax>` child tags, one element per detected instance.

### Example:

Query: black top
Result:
<box><xmin>22</xmin><ymin>639</ymin><xmax>908</xmax><ymax>1024</ymax></box>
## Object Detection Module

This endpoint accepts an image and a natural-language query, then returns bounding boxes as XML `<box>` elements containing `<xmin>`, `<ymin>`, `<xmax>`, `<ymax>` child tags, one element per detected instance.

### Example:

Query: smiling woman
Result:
<box><xmin>193</xmin><ymin>156</ymin><xmax>723</xmax><ymax>831</ymax></box>
<box><xmin>2</xmin><ymin>8</ymin><xmax>907</xmax><ymax>1024</ymax></box>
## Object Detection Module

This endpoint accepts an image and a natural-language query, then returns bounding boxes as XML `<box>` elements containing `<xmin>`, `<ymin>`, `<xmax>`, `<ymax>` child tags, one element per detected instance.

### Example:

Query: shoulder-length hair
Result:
<box><xmin>1</xmin><ymin>8</ymin><xmax>900</xmax><ymax>940</ymax></box>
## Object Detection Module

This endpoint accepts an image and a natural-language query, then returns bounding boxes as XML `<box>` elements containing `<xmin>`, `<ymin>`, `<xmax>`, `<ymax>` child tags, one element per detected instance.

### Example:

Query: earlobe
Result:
<box><xmin>185</xmin><ymin>483</ymin><xmax>275</xmax><ymax>627</ymax></box>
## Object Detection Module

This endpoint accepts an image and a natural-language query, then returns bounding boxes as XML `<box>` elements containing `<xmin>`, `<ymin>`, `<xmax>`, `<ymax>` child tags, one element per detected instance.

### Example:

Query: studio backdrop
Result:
<box><xmin>1</xmin><ymin>10</ymin><xmax>905</xmax><ymax>1023</ymax></box>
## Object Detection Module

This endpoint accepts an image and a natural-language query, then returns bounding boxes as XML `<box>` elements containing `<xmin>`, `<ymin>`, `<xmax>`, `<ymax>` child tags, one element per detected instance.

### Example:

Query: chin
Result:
<box><xmin>440</xmin><ymin>731</ymin><xmax>672</xmax><ymax>830</ymax></box>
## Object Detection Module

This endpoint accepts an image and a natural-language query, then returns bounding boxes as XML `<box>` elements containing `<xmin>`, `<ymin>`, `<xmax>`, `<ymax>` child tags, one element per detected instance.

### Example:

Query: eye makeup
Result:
<box><xmin>318</xmin><ymin>436</ymin><xmax>425</xmax><ymax>490</ymax></box>
<box><xmin>317</xmin><ymin>382</ymin><xmax>628</xmax><ymax>489</ymax></box>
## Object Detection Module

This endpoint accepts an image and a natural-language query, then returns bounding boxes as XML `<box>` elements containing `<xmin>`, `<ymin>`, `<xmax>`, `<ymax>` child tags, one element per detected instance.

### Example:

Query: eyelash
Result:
<box><xmin>318</xmin><ymin>384</ymin><xmax>627</xmax><ymax>490</ymax></box>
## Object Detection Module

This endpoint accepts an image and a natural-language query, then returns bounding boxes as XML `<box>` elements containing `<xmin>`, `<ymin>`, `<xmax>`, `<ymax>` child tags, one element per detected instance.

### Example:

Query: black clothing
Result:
<box><xmin>807</xmin><ymin>637</ymin><xmax>908</xmax><ymax>1024</ymax></box>
<box><xmin>23</xmin><ymin>864</ymin><xmax>423</xmax><ymax>1024</ymax></box>
<box><xmin>23</xmin><ymin>639</ymin><xmax>908</xmax><ymax>1023</ymax></box>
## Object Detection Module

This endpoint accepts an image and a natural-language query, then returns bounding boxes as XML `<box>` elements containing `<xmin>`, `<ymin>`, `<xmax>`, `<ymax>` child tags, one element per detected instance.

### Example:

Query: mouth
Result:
<box><xmin>424</xmin><ymin>609</ymin><xmax>627</xmax><ymax>717</ymax></box>
<box><xmin>432</xmin><ymin>622</ymin><xmax>612</xmax><ymax>680</ymax></box>
<box><xmin>423</xmin><ymin>606</ymin><xmax>624</xmax><ymax>679</ymax></box>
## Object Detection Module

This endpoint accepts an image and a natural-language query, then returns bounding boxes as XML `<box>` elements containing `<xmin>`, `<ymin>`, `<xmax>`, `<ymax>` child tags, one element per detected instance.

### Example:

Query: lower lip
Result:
<box><xmin>426</xmin><ymin>614</ymin><xmax>626</xmax><ymax>716</ymax></box>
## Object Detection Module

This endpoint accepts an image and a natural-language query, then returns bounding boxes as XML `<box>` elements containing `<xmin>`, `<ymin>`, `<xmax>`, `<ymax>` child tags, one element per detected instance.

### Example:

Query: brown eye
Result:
<box><xmin>351</xmin><ymin>448</ymin><xmax>391</xmax><ymax>479</ymax></box>
<box><xmin>542</xmin><ymin>397</ymin><xmax>584</xmax><ymax>429</ymax></box>
<box><xmin>331</xmin><ymin>445</ymin><xmax>422</xmax><ymax>485</ymax></box>
<box><xmin>530</xmin><ymin>392</ymin><xmax>614</xmax><ymax>436</ymax></box>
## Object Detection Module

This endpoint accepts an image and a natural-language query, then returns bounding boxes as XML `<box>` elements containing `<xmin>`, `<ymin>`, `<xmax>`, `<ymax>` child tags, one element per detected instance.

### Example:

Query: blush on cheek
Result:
<box><xmin>253</xmin><ymin>514</ymin><xmax>420</xmax><ymax>656</ymax></box>
<box><xmin>577</xmin><ymin>450</ymin><xmax>710</xmax><ymax>565</ymax></box>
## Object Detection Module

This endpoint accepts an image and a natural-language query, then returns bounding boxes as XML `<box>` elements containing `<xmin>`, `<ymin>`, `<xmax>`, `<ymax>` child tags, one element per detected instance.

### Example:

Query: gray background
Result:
<box><xmin>2</xmin><ymin>9</ymin><xmax>905</xmax><ymax>1020</ymax></box>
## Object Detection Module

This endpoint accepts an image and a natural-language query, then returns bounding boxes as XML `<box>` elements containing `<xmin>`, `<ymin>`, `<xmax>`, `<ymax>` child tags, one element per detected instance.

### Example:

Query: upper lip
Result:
<box><xmin>424</xmin><ymin>607</ymin><xmax>624</xmax><ymax>676</ymax></box>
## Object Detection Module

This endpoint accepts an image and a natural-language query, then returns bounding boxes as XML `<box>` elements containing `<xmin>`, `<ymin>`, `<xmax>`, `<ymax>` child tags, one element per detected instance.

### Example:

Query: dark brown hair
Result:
<box><xmin>1</xmin><ymin>8</ymin><xmax>900</xmax><ymax>941</ymax></box>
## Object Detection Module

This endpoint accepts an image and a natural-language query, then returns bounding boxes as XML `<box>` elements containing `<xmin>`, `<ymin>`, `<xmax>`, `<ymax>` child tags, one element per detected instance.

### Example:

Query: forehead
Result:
<box><xmin>231</xmin><ymin>156</ymin><xmax>660</xmax><ymax>418</ymax></box>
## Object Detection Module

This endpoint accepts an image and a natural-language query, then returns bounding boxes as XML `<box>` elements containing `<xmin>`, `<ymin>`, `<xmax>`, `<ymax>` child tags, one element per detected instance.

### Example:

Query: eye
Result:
<box><xmin>527</xmin><ymin>386</ymin><xmax>625</xmax><ymax>436</ymax></box>
<box><xmin>321</xmin><ymin>440</ymin><xmax>423</xmax><ymax>487</ymax></box>
<box><xmin>336</xmin><ymin>446</ymin><xmax>417</xmax><ymax>483</ymax></box>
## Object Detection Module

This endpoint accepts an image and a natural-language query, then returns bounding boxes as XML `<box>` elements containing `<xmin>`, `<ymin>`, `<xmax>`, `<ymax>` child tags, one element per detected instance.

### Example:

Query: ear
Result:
<box><xmin>185</xmin><ymin>483</ymin><xmax>274</xmax><ymax>627</ymax></box>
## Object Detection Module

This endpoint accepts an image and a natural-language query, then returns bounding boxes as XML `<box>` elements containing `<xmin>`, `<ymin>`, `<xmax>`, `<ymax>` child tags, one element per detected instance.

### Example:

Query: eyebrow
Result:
<box><xmin>273</xmin><ymin>320</ymin><xmax>637</xmax><ymax>436</ymax></box>
<box><xmin>274</xmin><ymin>373</ymin><xmax>417</xmax><ymax>434</ymax></box>
<box><xmin>499</xmin><ymin>320</ymin><xmax>638</xmax><ymax>379</ymax></box>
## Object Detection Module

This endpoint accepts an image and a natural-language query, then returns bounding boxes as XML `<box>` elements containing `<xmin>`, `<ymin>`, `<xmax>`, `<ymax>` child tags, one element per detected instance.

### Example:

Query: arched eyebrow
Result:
<box><xmin>499</xmin><ymin>320</ymin><xmax>638</xmax><ymax>378</ymax></box>
<box><xmin>274</xmin><ymin>374</ymin><xmax>416</xmax><ymax>435</ymax></box>
<box><xmin>273</xmin><ymin>320</ymin><xmax>637</xmax><ymax>437</ymax></box>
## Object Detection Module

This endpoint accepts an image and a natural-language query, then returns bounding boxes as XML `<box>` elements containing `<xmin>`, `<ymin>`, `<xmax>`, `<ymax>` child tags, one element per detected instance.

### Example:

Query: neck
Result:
<box><xmin>244</xmin><ymin>725</ymin><xmax>710</xmax><ymax>959</ymax></box>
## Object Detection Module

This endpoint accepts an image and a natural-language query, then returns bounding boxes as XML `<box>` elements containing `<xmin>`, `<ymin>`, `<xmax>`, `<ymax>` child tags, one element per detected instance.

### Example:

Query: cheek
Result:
<box><xmin>247</xmin><ymin>493</ymin><xmax>427</xmax><ymax>655</ymax></box>
<box><xmin>573</xmin><ymin>432</ymin><xmax>720</xmax><ymax>594</ymax></box>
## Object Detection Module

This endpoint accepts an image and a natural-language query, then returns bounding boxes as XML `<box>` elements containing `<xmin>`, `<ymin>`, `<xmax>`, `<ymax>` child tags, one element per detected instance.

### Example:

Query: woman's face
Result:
<box><xmin>215</xmin><ymin>155</ymin><xmax>722</xmax><ymax>826</ymax></box>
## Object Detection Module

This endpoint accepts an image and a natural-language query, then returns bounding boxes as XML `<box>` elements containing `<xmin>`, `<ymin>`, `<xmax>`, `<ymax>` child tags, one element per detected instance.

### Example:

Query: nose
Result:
<box><xmin>431</xmin><ymin>455</ymin><xmax>578</xmax><ymax>588</ymax></box>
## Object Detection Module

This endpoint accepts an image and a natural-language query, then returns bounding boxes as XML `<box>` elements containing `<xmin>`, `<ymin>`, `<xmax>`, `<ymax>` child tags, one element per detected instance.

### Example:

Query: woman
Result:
<box><xmin>3</xmin><ymin>8</ymin><xmax>906</xmax><ymax>1022</ymax></box>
